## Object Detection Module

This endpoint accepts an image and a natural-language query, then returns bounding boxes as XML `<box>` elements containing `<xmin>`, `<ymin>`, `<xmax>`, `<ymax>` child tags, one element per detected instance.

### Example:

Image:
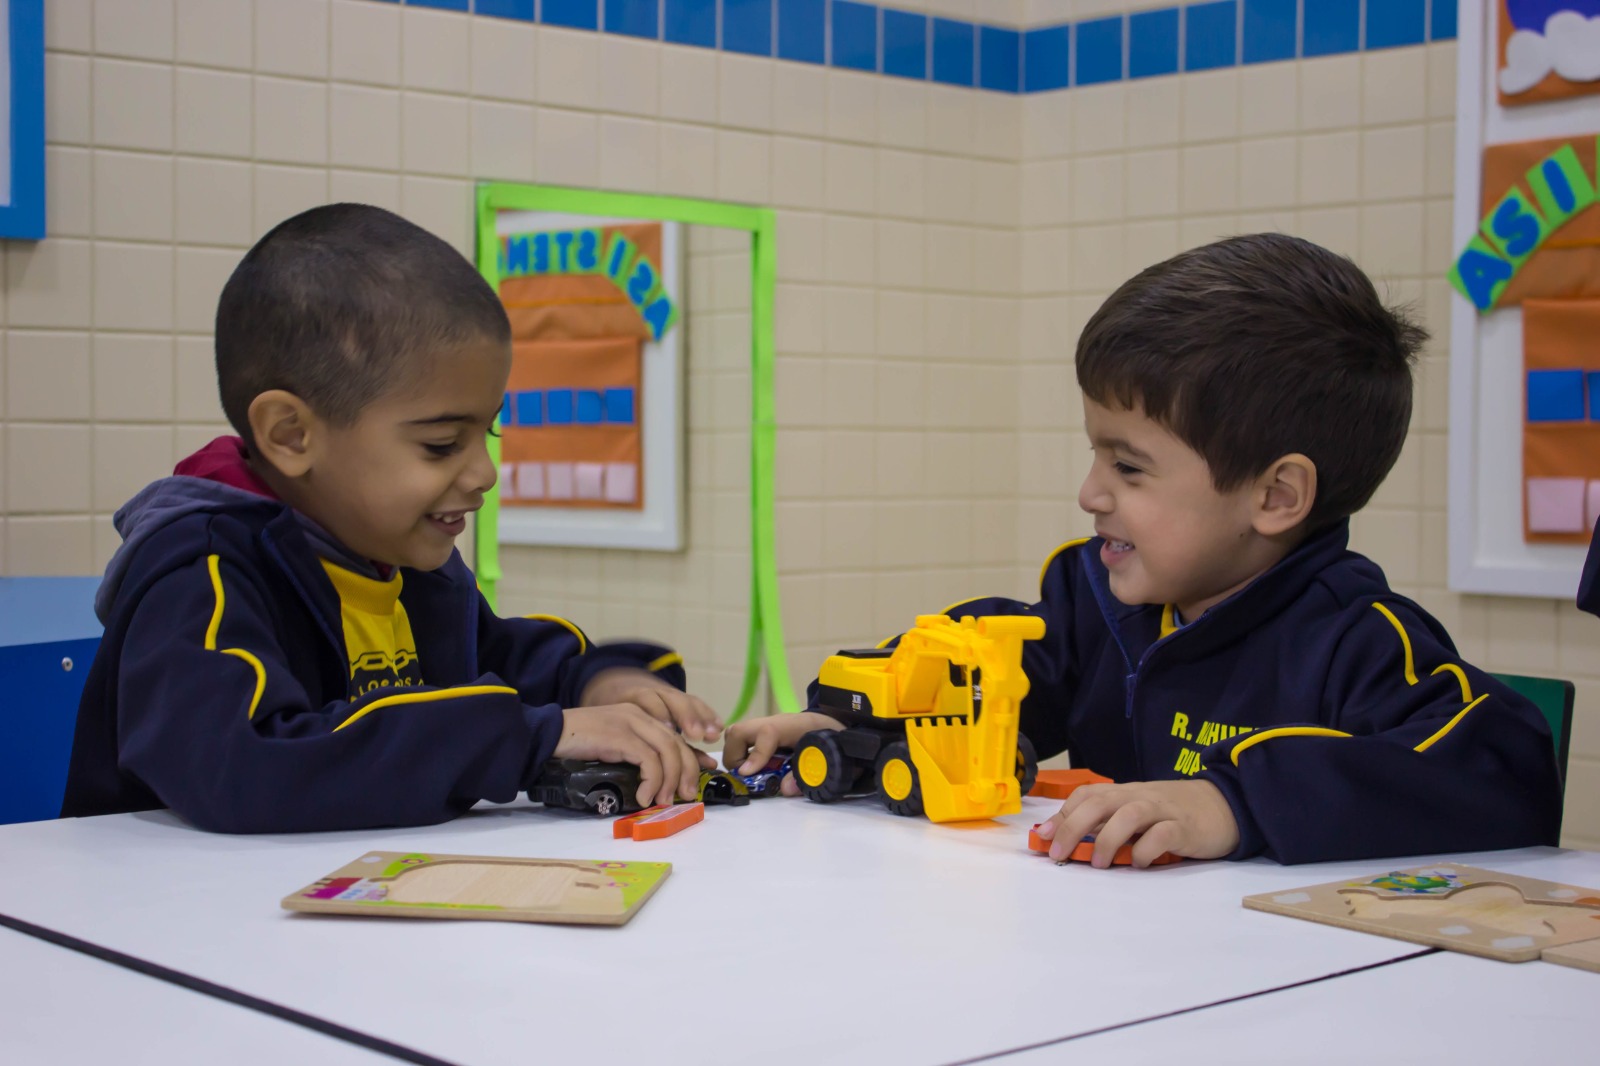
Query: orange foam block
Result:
<box><xmin>613</xmin><ymin>802</ymin><xmax>704</xmax><ymax>841</ymax></box>
<box><xmin>1028</xmin><ymin>824</ymin><xmax>1179</xmax><ymax>866</ymax></box>
<box><xmin>1028</xmin><ymin>769</ymin><xmax>1112</xmax><ymax>799</ymax></box>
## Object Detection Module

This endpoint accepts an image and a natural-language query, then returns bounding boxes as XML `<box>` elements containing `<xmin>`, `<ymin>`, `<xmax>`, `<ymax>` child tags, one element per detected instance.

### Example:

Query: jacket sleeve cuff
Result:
<box><xmin>1198</xmin><ymin>766</ymin><xmax>1267</xmax><ymax>861</ymax></box>
<box><xmin>519</xmin><ymin>700</ymin><xmax>566</xmax><ymax>790</ymax></box>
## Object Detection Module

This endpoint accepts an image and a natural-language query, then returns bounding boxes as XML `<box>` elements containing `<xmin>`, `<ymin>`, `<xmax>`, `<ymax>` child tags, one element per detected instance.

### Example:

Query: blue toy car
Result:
<box><xmin>732</xmin><ymin>755</ymin><xmax>792</xmax><ymax>799</ymax></box>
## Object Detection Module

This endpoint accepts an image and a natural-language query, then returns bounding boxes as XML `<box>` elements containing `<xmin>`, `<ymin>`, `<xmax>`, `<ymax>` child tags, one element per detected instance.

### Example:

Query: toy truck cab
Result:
<box><xmin>793</xmin><ymin>614</ymin><xmax>1043</xmax><ymax>823</ymax></box>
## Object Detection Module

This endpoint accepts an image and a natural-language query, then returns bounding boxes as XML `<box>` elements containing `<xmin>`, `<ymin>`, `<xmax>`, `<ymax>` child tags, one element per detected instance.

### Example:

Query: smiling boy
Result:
<box><xmin>727</xmin><ymin>234</ymin><xmax>1563</xmax><ymax>866</ymax></box>
<box><xmin>64</xmin><ymin>204</ymin><xmax>718</xmax><ymax>832</ymax></box>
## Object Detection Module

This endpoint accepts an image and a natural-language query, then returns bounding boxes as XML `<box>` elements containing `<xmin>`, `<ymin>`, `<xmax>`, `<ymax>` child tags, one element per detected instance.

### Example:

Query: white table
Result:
<box><xmin>0</xmin><ymin>796</ymin><xmax>1592</xmax><ymax>1066</ymax></box>
<box><xmin>1037</xmin><ymin>948</ymin><xmax>1597</xmax><ymax>1062</ymax></box>
<box><xmin>0</xmin><ymin>924</ymin><xmax>398</xmax><ymax>1065</ymax></box>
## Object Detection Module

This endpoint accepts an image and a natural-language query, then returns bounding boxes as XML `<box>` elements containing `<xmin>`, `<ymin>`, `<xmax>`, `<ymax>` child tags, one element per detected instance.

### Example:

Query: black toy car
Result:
<box><xmin>528</xmin><ymin>759</ymin><xmax>644</xmax><ymax>816</ymax></box>
<box><xmin>697</xmin><ymin>769</ymin><xmax>751</xmax><ymax>807</ymax></box>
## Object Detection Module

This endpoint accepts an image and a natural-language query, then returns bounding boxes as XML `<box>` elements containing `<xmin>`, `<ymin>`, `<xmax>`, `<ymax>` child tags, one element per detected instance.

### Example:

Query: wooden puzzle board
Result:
<box><xmin>281</xmin><ymin>851</ymin><xmax>670</xmax><ymax>926</ymax></box>
<box><xmin>1243</xmin><ymin>864</ymin><xmax>1600</xmax><ymax>964</ymax></box>
<box><xmin>1543</xmin><ymin>936</ymin><xmax>1600</xmax><ymax>974</ymax></box>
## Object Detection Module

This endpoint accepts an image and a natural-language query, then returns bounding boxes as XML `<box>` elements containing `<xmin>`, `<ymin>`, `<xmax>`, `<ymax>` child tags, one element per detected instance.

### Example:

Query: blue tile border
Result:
<box><xmin>1129</xmin><ymin>8</ymin><xmax>1180</xmax><ymax>80</ymax></box>
<box><xmin>394</xmin><ymin>0</ymin><xmax>1458</xmax><ymax>94</ymax></box>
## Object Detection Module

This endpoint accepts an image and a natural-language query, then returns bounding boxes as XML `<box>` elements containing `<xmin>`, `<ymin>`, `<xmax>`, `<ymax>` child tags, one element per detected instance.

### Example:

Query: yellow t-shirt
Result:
<box><xmin>320</xmin><ymin>560</ymin><xmax>426</xmax><ymax>699</ymax></box>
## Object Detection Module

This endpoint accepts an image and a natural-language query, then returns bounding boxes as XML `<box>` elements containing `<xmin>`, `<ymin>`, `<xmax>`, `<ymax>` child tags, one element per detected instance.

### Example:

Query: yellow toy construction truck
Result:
<box><xmin>792</xmin><ymin>614</ymin><xmax>1044</xmax><ymax>823</ymax></box>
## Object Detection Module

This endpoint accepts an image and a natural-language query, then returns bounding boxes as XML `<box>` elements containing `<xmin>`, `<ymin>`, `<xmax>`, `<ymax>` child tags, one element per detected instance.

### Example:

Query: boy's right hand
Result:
<box><xmin>722</xmin><ymin>711</ymin><xmax>844</xmax><ymax>791</ymax></box>
<box><xmin>554</xmin><ymin>705</ymin><xmax>715</xmax><ymax>808</ymax></box>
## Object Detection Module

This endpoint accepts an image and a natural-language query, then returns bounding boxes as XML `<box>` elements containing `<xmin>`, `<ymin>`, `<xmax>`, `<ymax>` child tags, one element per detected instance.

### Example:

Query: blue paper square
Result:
<box><xmin>1431</xmin><ymin>0</ymin><xmax>1458</xmax><ymax>41</ymax></box>
<box><xmin>576</xmin><ymin>390</ymin><xmax>604</xmax><ymax>424</ymax></box>
<box><xmin>546</xmin><ymin>389</ymin><xmax>575</xmax><ymax>425</ymax></box>
<box><xmin>1129</xmin><ymin>8</ymin><xmax>1179</xmax><ymax>79</ymax></box>
<box><xmin>932</xmin><ymin>18</ymin><xmax>975</xmax><ymax>86</ymax></box>
<box><xmin>723</xmin><ymin>0</ymin><xmax>774</xmax><ymax>56</ymax></box>
<box><xmin>1023</xmin><ymin>25</ymin><xmax>1070</xmax><ymax>92</ymax></box>
<box><xmin>1589</xmin><ymin>372</ymin><xmax>1600</xmax><ymax>421</ymax></box>
<box><xmin>500</xmin><ymin>395</ymin><xmax>513</xmax><ymax>425</ymax></box>
<box><xmin>1527</xmin><ymin>369</ymin><xmax>1586</xmax><ymax>422</ymax></box>
<box><xmin>514</xmin><ymin>390</ymin><xmax>543</xmax><ymax>427</ymax></box>
<box><xmin>883</xmin><ymin>10</ymin><xmax>927</xmax><ymax>79</ymax></box>
<box><xmin>1185</xmin><ymin>1</ymin><xmax>1237</xmax><ymax>71</ymax></box>
<box><xmin>605</xmin><ymin>387</ymin><xmax>637</xmax><ymax>424</ymax></box>
<box><xmin>410</xmin><ymin>0</ymin><xmax>468</xmax><ymax>10</ymax></box>
<box><xmin>1365</xmin><ymin>0</ymin><xmax>1425</xmax><ymax>49</ymax></box>
<box><xmin>605</xmin><ymin>0</ymin><xmax>658</xmax><ymax>38</ymax></box>
<box><xmin>978</xmin><ymin>26</ymin><xmax>1020</xmax><ymax>92</ymax></box>
<box><xmin>1242</xmin><ymin>0</ymin><xmax>1296</xmax><ymax>64</ymax></box>
<box><xmin>1075</xmin><ymin>17</ymin><xmax>1123</xmax><ymax>85</ymax></box>
<box><xmin>778</xmin><ymin>0</ymin><xmax>826</xmax><ymax>63</ymax></box>
<box><xmin>1303</xmin><ymin>0</ymin><xmax>1359</xmax><ymax>57</ymax></box>
<box><xmin>541</xmin><ymin>0</ymin><xmax>599</xmax><ymax>31</ymax></box>
<box><xmin>476</xmin><ymin>0</ymin><xmax>535</xmax><ymax>19</ymax></box>
<box><xmin>831</xmin><ymin>1</ymin><xmax>877</xmax><ymax>71</ymax></box>
<box><xmin>663</xmin><ymin>0</ymin><xmax>716</xmax><ymax>46</ymax></box>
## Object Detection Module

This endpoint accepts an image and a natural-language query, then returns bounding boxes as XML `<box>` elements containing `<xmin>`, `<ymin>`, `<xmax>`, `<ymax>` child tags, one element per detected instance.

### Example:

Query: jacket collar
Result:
<box><xmin>1086</xmin><ymin>520</ymin><xmax>1352</xmax><ymax>665</ymax></box>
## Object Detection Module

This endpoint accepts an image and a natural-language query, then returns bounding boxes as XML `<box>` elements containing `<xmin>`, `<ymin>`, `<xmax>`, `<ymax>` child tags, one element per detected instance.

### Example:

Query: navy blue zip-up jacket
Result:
<box><xmin>63</xmin><ymin>477</ymin><xmax>685</xmax><ymax>833</ymax></box>
<box><xmin>857</xmin><ymin>523</ymin><xmax>1562</xmax><ymax>865</ymax></box>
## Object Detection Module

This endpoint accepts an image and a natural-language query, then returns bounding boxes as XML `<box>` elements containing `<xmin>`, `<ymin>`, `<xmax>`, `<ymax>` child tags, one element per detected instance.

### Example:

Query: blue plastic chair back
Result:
<box><xmin>0</xmin><ymin>577</ymin><xmax>102</xmax><ymax>824</ymax></box>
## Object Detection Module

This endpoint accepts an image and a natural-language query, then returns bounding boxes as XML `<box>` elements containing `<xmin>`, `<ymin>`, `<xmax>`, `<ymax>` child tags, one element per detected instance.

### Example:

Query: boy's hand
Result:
<box><xmin>722</xmin><ymin>711</ymin><xmax>844</xmax><ymax>795</ymax></box>
<box><xmin>554</xmin><ymin>705</ymin><xmax>716</xmax><ymax>808</ymax></box>
<box><xmin>580</xmin><ymin>667</ymin><xmax>724</xmax><ymax>742</ymax></box>
<box><xmin>1033</xmin><ymin>779</ymin><xmax>1239</xmax><ymax>868</ymax></box>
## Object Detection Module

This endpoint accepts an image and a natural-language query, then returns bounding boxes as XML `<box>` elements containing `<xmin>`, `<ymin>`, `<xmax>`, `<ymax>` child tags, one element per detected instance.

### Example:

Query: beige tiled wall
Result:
<box><xmin>3</xmin><ymin>1</ymin><xmax>1594</xmax><ymax>847</ymax></box>
<box><xmin>3</xmin><ymin>0</ymin><xmax>1031</xmax><ymax>724</ymax></box>
<box><xmin>1019</xmin><ymin>41</ymin><xmax>1600</xmax><ymax>850</ymax></box>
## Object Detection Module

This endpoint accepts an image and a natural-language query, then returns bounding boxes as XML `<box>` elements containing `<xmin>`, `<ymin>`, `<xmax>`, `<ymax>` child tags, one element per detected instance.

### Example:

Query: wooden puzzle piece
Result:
<box><xmin>1243</xmin><ymin>864</ymin><xmax>1600</xmax><ymax>962</ymax></box>
<box><xmin>282</xmin><ymin>851</ymin><xmax>671</xmax><ymax>925</ymax></box>
<box><xmin>1543</xmin><ymin>937</ymin><xmax>1600</xmax><ymax>974</ymax></box>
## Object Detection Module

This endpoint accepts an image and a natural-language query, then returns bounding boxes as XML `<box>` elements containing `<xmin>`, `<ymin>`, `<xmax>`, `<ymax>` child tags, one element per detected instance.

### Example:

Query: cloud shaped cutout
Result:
<box><xmin>1550</xmin><ymin>12</ymin><xmax>1600</xmax><ymax>81</ymax></box>
<box><xmin>1502</xmin><ymin>28</ymin><xmax>1555</xmax><ymax>94</ymax></box>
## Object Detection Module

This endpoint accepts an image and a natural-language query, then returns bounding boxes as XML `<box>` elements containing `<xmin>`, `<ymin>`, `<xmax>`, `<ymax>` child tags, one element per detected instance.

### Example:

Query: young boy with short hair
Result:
<box><xmin>65</xmin><ymin>204</ymin><xmax>719</xmax><ymax>832</ymax></box>
<box><xmin>726</xmin><ymin>233</ymin><xmax>1563</xmax><ymax>866</ymax></box>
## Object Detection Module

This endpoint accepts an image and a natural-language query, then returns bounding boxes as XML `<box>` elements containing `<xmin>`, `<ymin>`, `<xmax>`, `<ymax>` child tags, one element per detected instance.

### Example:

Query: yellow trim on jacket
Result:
<box><xmin>1038</xmin><ymin>537</ymin><xmax>1092</xmax><ymax>589</ymax></box>
<box><xmin>647</xmin><ymin>652</ymin><xmax>683</xmax><ymax>673</ymax></box>
<box><xmin>1371</xmin><ymin>603</ymin><xmax>1418</xmax><ymax>685</ymax></box>
<box><xmin>1414</xmin><ymin>694</ymin><xmax>1489</xmax><ymax>753</ymax></box>
<box><xmin>205</xmin><ymin>555</ymin><xmax>268</xmax><ymax>719</ymax></box>
<box><xmin>1230</xmin><ymin>727</ymin><xmax>1353</xmax><ymax>765</ymax></box>
<box><xmin>523</xmin><ymin>614</ymin><xmax>587</xmax><ymax>654</ymax></box>
<box><xmin>333</xmin><ymin>685</ymin><xmax>520</xmax><ymax>732</ymax></box>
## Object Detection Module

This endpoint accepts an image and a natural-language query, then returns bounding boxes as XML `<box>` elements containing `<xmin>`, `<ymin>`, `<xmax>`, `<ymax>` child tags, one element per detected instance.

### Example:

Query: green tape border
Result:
<box><xmin>473</xmin><ymin>182</ymin><xmax>798</xmax><ymax>721</ymax></box>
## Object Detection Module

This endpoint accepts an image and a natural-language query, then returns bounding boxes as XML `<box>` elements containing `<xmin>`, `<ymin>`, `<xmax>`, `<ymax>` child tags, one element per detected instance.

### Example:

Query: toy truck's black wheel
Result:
<box><xmin>875</xmin><ymin>741</ymin><xmax>924</xmax><ymax>818</ymax></box>
<box><xmin>793</xmin><ymin>730</ymin><xmax>855</xmax><ymax>802</ymax></box>
<box><xmin>585</xmin><ymin>785</ymin><xmax>623</xmax><ymax>816</ymax></box>
<box><xmin>1016</xmin><ymin>734</ymin><xmax>1039</xmax><ymax>796</ymax></box>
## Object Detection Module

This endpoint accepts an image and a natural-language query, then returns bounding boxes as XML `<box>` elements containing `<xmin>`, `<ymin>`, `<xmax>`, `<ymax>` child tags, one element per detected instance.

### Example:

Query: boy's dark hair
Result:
<box><xmin>1076</xmin><ymin>233</ymin><xmax>1427</xmax><ymax>528</ymax></box>
<box><xmin>216</xmin><ymin>204</ymin><xmax>510</xmax><ymax>447</ymax></box>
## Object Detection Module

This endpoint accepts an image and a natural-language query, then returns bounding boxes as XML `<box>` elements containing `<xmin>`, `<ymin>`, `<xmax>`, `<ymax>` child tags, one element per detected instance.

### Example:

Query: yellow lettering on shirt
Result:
<box><xmin>320</xmin><ymin>561</ymin><xmax>426</xmax><ymax>701</ymax></box>
<box><xmin>1170</xmin><ymin>712</ymin><xmax>1189</xmax><ymax>739</ymax></box>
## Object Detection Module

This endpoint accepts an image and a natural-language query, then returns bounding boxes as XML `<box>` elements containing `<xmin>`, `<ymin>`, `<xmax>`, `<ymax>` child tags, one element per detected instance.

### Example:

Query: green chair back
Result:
<box><xmin>1491</xmin><ymin>673</ymin><xmax>1574</xmax><ymax>787</ymax></box>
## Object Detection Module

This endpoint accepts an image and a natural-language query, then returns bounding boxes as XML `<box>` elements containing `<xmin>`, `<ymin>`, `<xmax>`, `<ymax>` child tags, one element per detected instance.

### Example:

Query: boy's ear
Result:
<box><xmin>1252</xmin><ymin>453</ymin><xmax>1317</xmax><ymax>537</ymax></box>
<box><xmin>247</xmin><ymin>390</ymin><xmax>320</xmax><ymax>479</ymax></box>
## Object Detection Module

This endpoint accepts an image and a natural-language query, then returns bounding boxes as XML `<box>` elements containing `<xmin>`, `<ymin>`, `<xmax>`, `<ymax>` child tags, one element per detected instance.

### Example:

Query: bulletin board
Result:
<box><xmin>1448</xmin><ymin>0</ymin><xmax>1600</xmax><ymax>597</ymax></box>
<box><xmin>473</xmin><ymin>183</ymin><xmax>798</xmax><ymax>722</ymax></box>
<box><xmin>0</xmin><ymin>0</ymin><xmax>44</xmax><ymax>238</ymax></box>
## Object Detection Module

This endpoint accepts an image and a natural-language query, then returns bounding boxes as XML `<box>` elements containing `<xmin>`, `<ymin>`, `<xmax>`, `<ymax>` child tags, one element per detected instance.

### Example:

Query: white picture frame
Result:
<box><xmin>1447</xmin><ymin>0</ymin><xmax>1600</xmax><ymax>598</ymax></box>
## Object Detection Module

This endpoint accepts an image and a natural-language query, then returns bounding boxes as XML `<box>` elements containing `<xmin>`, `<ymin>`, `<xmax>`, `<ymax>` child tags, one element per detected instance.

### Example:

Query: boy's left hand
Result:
<box><xmin>1032</xmin><ymin>779</ymin><xmax>1239</xmax><ymax>867</ymax></box>
<box><xmin>580</xmin><ymin>668</ymin><xmax>724</xmax><ymax>743</ymax></box>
